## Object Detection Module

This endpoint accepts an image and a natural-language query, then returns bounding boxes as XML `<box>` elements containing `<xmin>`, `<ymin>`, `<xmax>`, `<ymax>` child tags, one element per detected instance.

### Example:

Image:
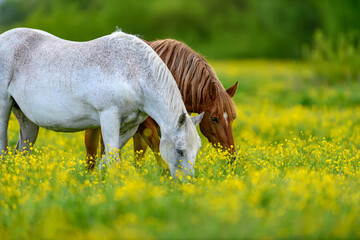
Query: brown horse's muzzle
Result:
<box><xmin>219</xmin><ymin>144</ymin><xmax>237</xmax><ymax>163</ymax></box>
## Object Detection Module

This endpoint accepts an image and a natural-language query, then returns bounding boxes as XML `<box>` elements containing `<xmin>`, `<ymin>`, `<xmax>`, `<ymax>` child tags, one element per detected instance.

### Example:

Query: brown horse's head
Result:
<box><xmin>149</xmin><ymin>39</ymin><xmax>238</xmax><ymax>156</ymax></box>
<box><xmin>199</xmin><ymin>81</ymin><xmax>238</xmax><ymax>155</ymax></box>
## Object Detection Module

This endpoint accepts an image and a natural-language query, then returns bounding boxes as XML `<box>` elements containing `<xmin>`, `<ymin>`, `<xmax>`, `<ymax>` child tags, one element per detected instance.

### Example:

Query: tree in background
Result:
<box><xmin>0</xmin><ymin>0</ymin><xmax>359</xmax><ymax>59</ymax></box>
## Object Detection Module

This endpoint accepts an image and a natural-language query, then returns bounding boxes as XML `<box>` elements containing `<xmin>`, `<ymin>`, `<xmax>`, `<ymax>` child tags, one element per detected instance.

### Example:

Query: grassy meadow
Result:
<box><xmin>1</xmin><ymin>60</ymin><xmax>360</xmax><ymax>239</ymax></box>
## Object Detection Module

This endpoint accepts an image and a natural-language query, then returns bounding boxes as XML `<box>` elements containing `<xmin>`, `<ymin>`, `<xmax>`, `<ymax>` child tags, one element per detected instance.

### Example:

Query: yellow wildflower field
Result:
<box><xmin>1</xmin><ymin>60</ymin><xmax>360</xmax><ymax>239</ymax></box>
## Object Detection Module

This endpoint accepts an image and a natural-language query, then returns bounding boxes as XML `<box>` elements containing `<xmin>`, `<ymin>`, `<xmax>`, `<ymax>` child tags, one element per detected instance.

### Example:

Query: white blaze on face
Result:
<box><xmin>223</xmin><ymin>112</ymin><xmax>228</xmax><ymax>127</ymax></box>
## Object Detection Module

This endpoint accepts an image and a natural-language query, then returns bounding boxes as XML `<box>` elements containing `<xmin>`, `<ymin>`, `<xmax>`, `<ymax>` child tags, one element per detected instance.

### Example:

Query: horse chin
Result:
<box><xmin>228</xmin><ymin>154</ymin><xmax>237</xmax><ymax>164</ymax></box>
<box><xmin>169</xmin><ymin>164</ymin><xmax>194</xmax><ymax>179</ymax></box>
<box><xmin>224</xmin><ymin>146</ymin><xmax>236</xmax><ymax>158</ymax></box>
<box><xmin>222</xmin><ymin>145</ymin><xmax>236</xmax><ymax>158</ymax></box>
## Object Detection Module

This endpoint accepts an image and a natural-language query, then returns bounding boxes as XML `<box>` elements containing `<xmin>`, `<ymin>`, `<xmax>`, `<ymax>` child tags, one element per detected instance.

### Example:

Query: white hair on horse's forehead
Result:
<box><xmin>176</xmin><ymin>119</ymin><xmax>199</xmax><ymax>151</ymax></box>
<box><xmin>224</xmin><ymin>112</ymin><xmax>228</xmax><ymax>127</ymax></box>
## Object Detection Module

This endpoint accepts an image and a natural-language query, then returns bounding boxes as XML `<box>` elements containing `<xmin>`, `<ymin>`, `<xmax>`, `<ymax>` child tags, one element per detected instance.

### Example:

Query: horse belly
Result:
<box><xmin>11</xmin><ymin>89</ymin><xmax>100</xmax><ymax>132</ymax></box>
<box><xmin>22</xmin><ymin>103</ymin><xmax>99</xmax><ymax>132</ymax></box>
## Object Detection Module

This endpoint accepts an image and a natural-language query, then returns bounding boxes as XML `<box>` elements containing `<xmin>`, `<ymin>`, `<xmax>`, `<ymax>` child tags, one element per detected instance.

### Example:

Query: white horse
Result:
<box><xmin>0</xmin><ymin>28</ymin><xmax>203</xmax><ymax>177</ymax></box>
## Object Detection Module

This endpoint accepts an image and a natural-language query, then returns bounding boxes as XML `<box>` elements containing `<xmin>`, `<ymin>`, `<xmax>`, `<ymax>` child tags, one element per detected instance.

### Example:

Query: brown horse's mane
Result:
<box><xmin>148</xmin><ymin>39</ymin><xmax>236</xmax><ymax>121</ymax></box>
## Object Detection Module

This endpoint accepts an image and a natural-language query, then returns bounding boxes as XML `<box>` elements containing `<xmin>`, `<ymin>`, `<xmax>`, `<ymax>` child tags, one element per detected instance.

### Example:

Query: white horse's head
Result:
<box><xmin>160</xmin><ymin>112</ymin><xmax>204</xmax><ymax>178</ymax></box>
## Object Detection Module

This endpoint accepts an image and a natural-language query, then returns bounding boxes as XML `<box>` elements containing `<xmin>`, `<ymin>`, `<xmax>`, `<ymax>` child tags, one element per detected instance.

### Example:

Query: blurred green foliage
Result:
<box><xmin>0</xmin><ymin>0</ymin><xmax>359</xmax><ymax>59</ymax></box>
<box><xmin>304</xmin><ymin>31</ymin><xmax>360</xmax><ymax>84</ymax></box>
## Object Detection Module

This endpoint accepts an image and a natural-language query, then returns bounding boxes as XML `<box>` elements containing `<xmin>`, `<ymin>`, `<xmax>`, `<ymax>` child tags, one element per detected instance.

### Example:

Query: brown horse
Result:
<box><xmin>85</xmin><ymin>39</ymin><xmax>238</xmax><ymax>168</ymax></box>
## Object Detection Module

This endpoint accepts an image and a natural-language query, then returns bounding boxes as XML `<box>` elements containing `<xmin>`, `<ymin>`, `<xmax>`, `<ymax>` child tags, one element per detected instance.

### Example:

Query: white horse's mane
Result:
<box><xmin>110</xmin><ymin>30</ymin><xmax>187</xmax><ymax>122</ymax></box>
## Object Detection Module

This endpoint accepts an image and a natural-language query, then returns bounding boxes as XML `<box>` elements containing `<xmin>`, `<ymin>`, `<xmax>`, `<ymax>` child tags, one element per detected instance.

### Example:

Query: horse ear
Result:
<box><xmin>178</xmin><ymin>113</ymin><xmax>187</xmax><ymax>128</ymax></box>
<box><xmin>226</xmin><ymin>81</ymin><xmax>238</xmax><ymax>98</ymax></box>
<box><xmin>209</xmin><ymin>82</ymin><xmax>218</xmax><ymax>100</ymax></box>
<box><xmin>191</xmin><ymin>112</ymin><xmax>204</xmax><ymax>126</ymax></box>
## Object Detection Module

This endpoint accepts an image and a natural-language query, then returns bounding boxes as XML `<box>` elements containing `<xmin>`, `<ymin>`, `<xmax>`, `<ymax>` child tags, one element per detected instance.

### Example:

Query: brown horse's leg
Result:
<box><xmin>138</xmin><ymin>118</ymin><xmax>168</xmax><ymax>169</ymax></box>
<box><xmin>85</xmin><ymin>128</ymin><xmax>101</xmax><ymax>170</ymax></box>
<box><xmin>100</xmin><ymin>134</ymin><xmax>105</xmax><ymax>157</ymax></box>
<box><xmin>133</xmin><ymin>131</ymin><xmax>148</xmax><ymax>165</ymax></box>
<box><xmin>146</xmin><ymin>128</ymin><xmax>168</xmax><ymax>169</ymax></box>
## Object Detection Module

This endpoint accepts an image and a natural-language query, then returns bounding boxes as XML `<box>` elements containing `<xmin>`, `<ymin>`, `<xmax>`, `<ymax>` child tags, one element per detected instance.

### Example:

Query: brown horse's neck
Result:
<box><xmin>149</xmin><ymin>39</ymin><xmax>216</xmax><ymax>113</ymax></box>
<box><xmin>148</xmin><ymin>39</ymin><xmax>236</xmax><ymax>121</ymax></box>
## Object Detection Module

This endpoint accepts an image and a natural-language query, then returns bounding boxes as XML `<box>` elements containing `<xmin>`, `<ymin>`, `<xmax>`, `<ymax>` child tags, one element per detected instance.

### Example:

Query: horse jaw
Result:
<box><xmin>159</xmin><ymin>116</ymin><xmax>200</xmax><ymax>178</ymax></box>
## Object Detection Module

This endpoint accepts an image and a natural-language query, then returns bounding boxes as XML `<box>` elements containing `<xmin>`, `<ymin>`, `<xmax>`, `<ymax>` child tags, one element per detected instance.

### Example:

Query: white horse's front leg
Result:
<box><xmin>99</xmin><ymin>109</ymin><xmax>121</xmax><ymax>169</ymax></box>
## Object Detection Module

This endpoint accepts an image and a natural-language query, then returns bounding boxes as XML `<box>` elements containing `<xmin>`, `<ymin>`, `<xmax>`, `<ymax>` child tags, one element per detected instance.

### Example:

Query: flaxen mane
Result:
<box><xmin>149</xmin><ymin>39</ymin><xmax>236</xmax><ymax>120</ymax></box>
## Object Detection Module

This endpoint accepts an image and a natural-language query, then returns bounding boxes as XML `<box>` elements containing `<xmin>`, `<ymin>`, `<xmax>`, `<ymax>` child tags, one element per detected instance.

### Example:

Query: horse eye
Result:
<box><xmin>176</xmin><ymin>149</ymin><xmax>184</xmax><ymax>157</ymax></box>
<box><xmin>211</xmin><ymin>117</ymin><xmax>219</xmax><ymax>123</ymax></box>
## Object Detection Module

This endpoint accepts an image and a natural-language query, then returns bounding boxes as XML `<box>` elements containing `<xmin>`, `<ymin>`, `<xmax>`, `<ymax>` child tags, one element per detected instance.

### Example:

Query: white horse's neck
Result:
<box><xmin>142</xmin><ymin>87</ymin><xmax>185</xmax><ymax>132</ymax></box>
<box><xmin>140</xmin><ymin>52</ymin><xmax>187</xmax><ymax>132</ymax></box>
<box><xmin>111</xmin><ymin>30</ymin><xmax>187</xmax><ymax>132</ymax></box>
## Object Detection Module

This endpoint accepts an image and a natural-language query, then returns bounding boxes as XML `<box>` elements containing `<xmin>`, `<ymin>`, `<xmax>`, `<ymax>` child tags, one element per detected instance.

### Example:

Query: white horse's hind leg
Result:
<box><xmin>0</xmin><ymin>97</ymin><xmax>12</xmax><ymax>155</ymax></box>
<box><xmin>12</xmin><ymin>107</ymin><xmax>39</xmax><ymax>153</ymax></box>
<box><xmin>98</xmin><ymin>110</ymin><xmax>121</xmax><ymax>169</ymax></box>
